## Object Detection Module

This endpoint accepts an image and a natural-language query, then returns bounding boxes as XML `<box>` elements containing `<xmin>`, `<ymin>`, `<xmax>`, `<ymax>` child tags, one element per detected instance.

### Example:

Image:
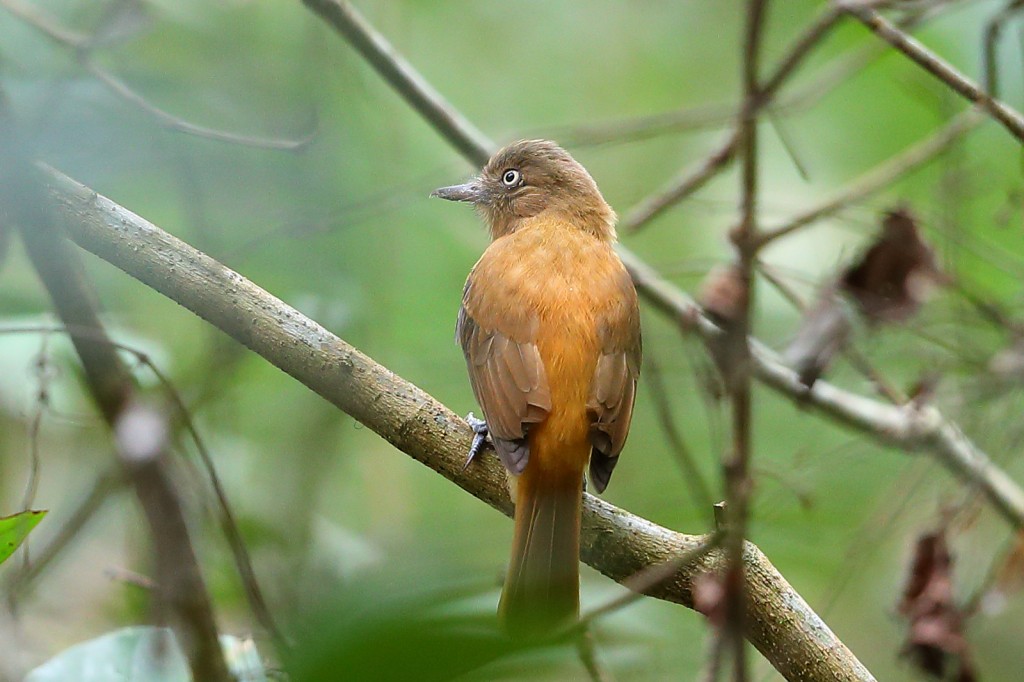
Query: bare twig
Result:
<box><xmin>715</xmin><ymin>3</ymin><xmax>769</xmax><ymax>680</ymax></box>
<box><xmin>758</xmin><ymin>264</ymin><xmax>906</xmax><ymax>403</ymax></box>
<box><xmin>643</xmin><ymin>353</ymin><xmax>715</xmax><ymax>513</ymax></box>
<box><xmin>300</xmin><ymin>0</ymin><xmax>491</xmax><ymax>165</ymax></box>
<box><xmin>615</xmin><ymin>250</ymin><xmax>1024</xmax><ymax>530</ymax></box>
<box><xmin>839</xmin><ymin>0</ymin><xmax>1024</xmax><ymax>142</ymax></box>
<box><xmin>9</xmin><ymin>162</ymin><xmax>231</xmax><ymax>682</ymax></box>
<box><xmin>623</xmin><ymin>3</ymin><xmax>845</xmax><ymax>234</ymax></box>
<box><xmin>572</xmin><ymin>532</ymin><xmax>723</xmax><ymax>635</ymax></box>
<box><xmin>113</xmin><ymin>402</ymin><xmax>231</xmax><ymax>682</ymax></box>
<box><xmin>983</xmin><ymin>0</ymin><xmax>1024</xmax><ymax>97</ymax></box>
<box><xmin>759</xmin><ymin>5</ymin><xmax>843</xmax><ymax>99</ymax></box>
<box><xmin>0</xmin><ymin>323</ymin><xmax>287</xmax><ymax>653</ymax></box>
<box><xmin>575</xmin><ymin>628</ymin><xmax>613</xmax><ymax>682</ymax></box>
<box><xmin>140</xmin><ymin>350</ymin><xmax>290</xmax><ymax>653</ymax></box>
<box><xmin>621</xmin><ymin>129</ymin><xmax>741</xmax><ymax>232</ymax></box>
<box><xmin>556</xmin><ymin>6</ymin><xmax>903</xmax><ymax>150</ymax></box>
<box><xmin>0</xmin><ymin>0</ymin><xmax>88</xmax><ymax>47</ymax></box>
<box><xmin>7</xmin><ymin>464</ymin><xmax>124</xmax><ymax>596</ymax></box>
<box><xmin>84</xmin><ymin>63</ymin><xmax>315</xmax><ymax>151</ymax></box>
<box><xmin>756</xmin><ymin>109</ymin><xmax>983</xmax><ymax>247</ymax></box>
<box><xmin>48</xmin><ymin>164</ymin><xmax>876</xmax><ymax>681</ymax></box>
<box><xmin>21</xmin><ymin>331</ymin><xmax>49</xmax><ymax>513</ymax></box>
<box><xmin>556</xmin><ymin>101</ymin><xmax>737</xmax><ymax>148</ymax></box>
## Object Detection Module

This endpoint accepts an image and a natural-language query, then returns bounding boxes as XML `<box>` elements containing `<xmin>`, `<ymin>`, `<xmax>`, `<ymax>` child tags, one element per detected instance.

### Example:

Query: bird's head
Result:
<box><xmin>432</xmin><ymin>139</ymin><xmax>615</xmax><ymax>240</ymax></box>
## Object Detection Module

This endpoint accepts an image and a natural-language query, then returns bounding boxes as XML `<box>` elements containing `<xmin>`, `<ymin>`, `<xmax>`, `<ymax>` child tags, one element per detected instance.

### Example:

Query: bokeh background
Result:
<box><xmin>2</xmin><ymin>0</ymin><xmax>1024</xmax><ymax>679</ymax></box>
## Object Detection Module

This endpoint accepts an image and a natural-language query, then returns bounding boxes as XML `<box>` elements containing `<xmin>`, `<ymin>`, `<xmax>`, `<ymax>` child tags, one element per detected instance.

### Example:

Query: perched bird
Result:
<box><xmin>432</xmin><ymin>140</ymin><xmax>641</xmax><ymax>636</ymax></box>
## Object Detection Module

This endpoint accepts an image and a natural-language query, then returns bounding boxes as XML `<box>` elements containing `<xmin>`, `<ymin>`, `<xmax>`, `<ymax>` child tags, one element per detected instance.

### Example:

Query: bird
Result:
<box><xmin>432</xmin><ymin>139</ymin><xmax>641</xmax><ymax>637</ymax></box>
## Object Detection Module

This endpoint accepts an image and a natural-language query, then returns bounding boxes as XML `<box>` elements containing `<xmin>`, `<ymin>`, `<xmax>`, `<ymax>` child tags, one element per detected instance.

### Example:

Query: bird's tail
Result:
<box><xmin>498</xmin><ymin>442</ymin><xmax>586</xmax><ymax>638</ymax></box>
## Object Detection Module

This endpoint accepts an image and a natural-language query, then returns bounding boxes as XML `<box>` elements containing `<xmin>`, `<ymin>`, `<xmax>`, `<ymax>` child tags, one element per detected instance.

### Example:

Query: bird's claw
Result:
<box><xmin>464</xmin><ymin>412</ymin><xmax>489</xmax><ymax>470</ymax></box>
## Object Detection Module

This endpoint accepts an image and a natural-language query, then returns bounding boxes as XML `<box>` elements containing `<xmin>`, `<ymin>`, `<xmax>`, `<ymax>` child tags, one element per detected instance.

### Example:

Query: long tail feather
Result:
<box><xmin>498</xmin><ymin>456</ymin><xmax>584</xmax><ymax>638</ymax></box>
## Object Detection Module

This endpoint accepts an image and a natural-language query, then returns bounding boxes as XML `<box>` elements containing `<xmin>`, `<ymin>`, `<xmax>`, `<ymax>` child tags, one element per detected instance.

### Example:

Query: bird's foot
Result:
<box><xmin>464</xmin><ymin>412</ymin><xmax>489</xmax><ymax>470</ymax></box>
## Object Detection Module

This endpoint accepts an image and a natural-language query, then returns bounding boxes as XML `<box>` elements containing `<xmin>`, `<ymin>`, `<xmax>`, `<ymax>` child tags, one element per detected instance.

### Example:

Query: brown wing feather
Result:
<box><xmin>587</xmin><ymin>268</ymin><xmax>642</xmax><ymax>493</ymax></box>
<box><xmin>457</xmin><ymin>286</ymin><xmax>551</xmax><ymax>474</ymax></box>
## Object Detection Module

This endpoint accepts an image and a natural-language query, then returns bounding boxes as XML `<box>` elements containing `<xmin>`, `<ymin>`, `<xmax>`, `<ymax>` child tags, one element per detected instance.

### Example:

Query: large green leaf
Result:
<box><xmin>24</xmin><ymin>626</ymin><xmax>266</xmax><ymax>682</ymax></box>
<box><xmin>0</xmin><ymin>509</ymin><xmax>46</xmax><ymax>565</ymax></box>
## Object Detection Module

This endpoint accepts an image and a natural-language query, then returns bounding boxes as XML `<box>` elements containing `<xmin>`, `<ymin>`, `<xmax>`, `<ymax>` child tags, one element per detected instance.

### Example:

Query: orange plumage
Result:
<box><xmin>434</xmin><ymin>140</ymin><xmax>641</xmax><ymax>636</ymax></box>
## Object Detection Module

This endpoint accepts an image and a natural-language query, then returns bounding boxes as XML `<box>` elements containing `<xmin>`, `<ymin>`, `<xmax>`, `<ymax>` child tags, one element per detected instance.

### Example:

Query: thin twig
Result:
<box><xmin>7</xmin><ymin>464</ymin><xmax>124</xmax><ymax>596</ymax></box>
<box><xmin>556</xmin><ymin>101</ymin><xmax>737</xmax><ymax>148</ymax></box>
<box><xmin>643</xmin><ymin>352</ymin><xmax>716</xmax><ymax>513</ymax></box>
<box><xmin>840</xmin><ymin>0</ymin><xmax>1024</xmax><ymax>142</ymax></box>
<box><xmin>557</xmin><ymin>4</ymin><xmax>910</xmax><ymax>150</ymax></box>
<box><xmin>300</xmin><ymin>0</ymin><xmax>491</xmax><ymax>165</ymax></box>
<box><xmin>84</xmin><ymin>63</ymin><xmax>315</xmax><ymax>151</ymax></box>
<box><xmin>962</xmin><ymin>529</ymin><xmax>1022</xmax><ymax>617</ymax></box>
<box><xmin>621</xmin><ymin>129</ymin><xmax>741</xmax><ymax>232</ymax></box>
<box><xmin>0</xmin><ymin>0</ymin><xmax>314</xmax><ymax>151</ymax></box>
<box><xmin>0</xmin><ymin>323</ymin><xmax>287</xmax><ymax>652</ymax></box>
<box><xmin>113</xmin><ymin>402</ymin><xmax>232</xmax><ymax>682</ymax></box>
<box><xmin>757</xmin><ymin>264</ymin><xmax>906</xmax><ymax>403</ymax></box>
<box><xmin>0</xmin><ymin>0</ymin><xmax>88</xmax><ymax>47</ymax></box>
<box><xmin>756</xmin><ymin>108</ymin><xmax>983</xmax><ymax>247</ymax></box>
<box><xmin>571</xmin><ymin>532</ymin><xmax>722</xmax><ymax>635</ymax></box>
<box><xmin>718</xmin><ymin>3</ymin><xmax>769</xmax><ymax>680</ymax></box>
<box><xmin>623</xmin><ymin>3</ymin><xmax>845</xmax><ymax>234</ymax></box>
<box><xmin>21</xmin><ymin>333</ymin><xmax>49</xmax><ymax>513</ymax></box>
<box><xmin>983</xmin><ymin>0</ymin><xmax>1024</xmax><ymax>97</ymax></box>
<box><xmin>142</xmin><ymin>353</ymin><xmax>290</xmax><ymax>653</ymax></box>
<box><xmin>575</xmin><ymin>628</ymin><xmax>614</xmax><ymax>682</ymax></box>
<box><xmin>759</xmin><ymin>5</ymin><xmax>843</xmax><ymax>98</ymax></box>
<box><xmin>9</xmin><ymin>161</ymin><xmax>232</xmax><ymax>682</ymax></box>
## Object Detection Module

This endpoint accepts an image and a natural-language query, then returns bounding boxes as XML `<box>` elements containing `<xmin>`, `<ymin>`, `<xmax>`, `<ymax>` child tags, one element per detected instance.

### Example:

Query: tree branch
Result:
<box><xmin>296</xmin><ymin>0</ymin><xmax>1024</xmax><ymax>533</ymax></box>
<box><xmin>839</xmin><ymin>0</ymin><xmax>1024</xmax><ymax>143</ymax></box>
<box><xmin>622</xmin><ymin>3</ymin><xmax>844</xmax><ymax>234</ymax></box>
<box><xmin>12</xmin><ymin>166</ymin><xmax>231</xmax><ymax>682</ymax></box>
<box><xmin>618</xmin><ymin>249</ymin><xmax>1024</xmax><ymax>529</ymax></box>
<box><xmin>43</xmin><ymin>165</ymin><xmax>873</xmax><ymax>682</ymax></box>
<box><xmin>300</xmin><ymin>0</ymin><xmax>491</xmax><ymax>164</ymax></box>
<box><xmin>755</xmin><ymin>108</ymin><xmax>982</xmax><ymax>247</ymax></box>
<box><xmin>715</xmin><ymin>3</ymin><xmax>769</xmax><ymax>678</ymax></box>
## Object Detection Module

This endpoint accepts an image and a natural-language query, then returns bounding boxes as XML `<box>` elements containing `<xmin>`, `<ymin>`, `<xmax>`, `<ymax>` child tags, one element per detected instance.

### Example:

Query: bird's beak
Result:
<box><xmin>431</xmin><ymin>180</ymin><xmax>483</xmax><ymax>203</ymax></box>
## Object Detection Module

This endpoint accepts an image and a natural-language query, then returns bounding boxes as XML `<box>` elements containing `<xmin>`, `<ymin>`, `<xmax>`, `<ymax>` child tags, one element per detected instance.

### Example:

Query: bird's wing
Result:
<box><xmin>458</xmin><ymin>280</ymin><xmax>551</xmax><ymax>475</ymax></box>
<box><xmin>586</xmin><ymin>267</ymin><xmax>642</xmax><ymax>493</ymax></box>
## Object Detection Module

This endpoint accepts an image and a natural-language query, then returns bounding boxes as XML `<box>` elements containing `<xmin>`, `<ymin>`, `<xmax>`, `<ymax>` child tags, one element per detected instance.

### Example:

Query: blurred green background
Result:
<box><xmin>2</xmin><ymin>0</ymin><xmax>1024</xmax><ymax>679</ymax></box>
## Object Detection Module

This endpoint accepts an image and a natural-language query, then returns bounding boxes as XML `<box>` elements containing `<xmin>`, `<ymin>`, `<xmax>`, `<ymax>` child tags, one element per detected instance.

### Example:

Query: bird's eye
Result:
<box><xmin>501</xmin><ymin>169</ymin><xmax>522</xmax><ymax>187</ymax></box>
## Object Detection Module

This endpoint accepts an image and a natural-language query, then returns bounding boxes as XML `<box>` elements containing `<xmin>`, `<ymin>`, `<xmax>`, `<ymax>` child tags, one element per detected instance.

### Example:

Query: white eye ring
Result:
<box><xmin>501</xmin><ymin>169</ymin><xmax>521</xmax><ymax>187</ymax></box>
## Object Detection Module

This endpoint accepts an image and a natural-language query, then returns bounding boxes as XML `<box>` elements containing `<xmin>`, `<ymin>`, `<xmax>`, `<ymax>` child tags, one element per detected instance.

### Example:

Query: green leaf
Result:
<box><xmin>0</xmin><ymin>509</ymin><xmax>46</xmax><ymax>565</ymax></box>
<box><xmin>286</xmin><ymin>575</ymin><xmax>568</xmax><ymax>682</ymax></box>
<box><xmin>24</xmin><ymin>626</ymin><xmax>266</xmax><ymax>682</ymax></box>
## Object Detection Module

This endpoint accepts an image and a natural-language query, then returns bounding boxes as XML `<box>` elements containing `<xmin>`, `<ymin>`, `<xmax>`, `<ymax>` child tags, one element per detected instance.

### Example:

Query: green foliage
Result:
<box><xmin>287</xmin><ymin>578</ymin><xmax>538</xmax><ymax>681</ymax></box>
<box><xmin>2</xmin><ymin>1</ymin><xmax>1024</xmax><ymax>680</ymax></box>
<box><xmin>0</xmin><ymin>509</ymin><xmax>46</xmax><ymax>565</ymax></box>
<box><xmin>24</xmin><ymin>627</ymin><xmax>266</xmax><ymax>682</ymax></box>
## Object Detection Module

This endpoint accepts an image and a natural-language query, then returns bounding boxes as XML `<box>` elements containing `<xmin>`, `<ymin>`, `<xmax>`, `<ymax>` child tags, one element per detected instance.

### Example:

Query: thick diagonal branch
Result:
<box><xmin>44</xmin><ymin>166</ymin><xmax>873</xmax><ymax>682</ymax></box>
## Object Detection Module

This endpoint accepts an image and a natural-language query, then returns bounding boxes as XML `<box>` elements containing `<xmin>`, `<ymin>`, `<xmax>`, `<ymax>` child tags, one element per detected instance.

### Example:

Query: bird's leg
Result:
<box><xmin>464</xmin><ymin>412</ymin><xmax>489</xmax><ymax>470</ymax></box>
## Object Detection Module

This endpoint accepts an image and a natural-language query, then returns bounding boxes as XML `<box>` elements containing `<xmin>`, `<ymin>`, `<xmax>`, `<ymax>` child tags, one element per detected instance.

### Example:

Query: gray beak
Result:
<box><xmin>430</xmin><ymin>181</ymin><xmax>482</xmax><ymax>203</ymax></box>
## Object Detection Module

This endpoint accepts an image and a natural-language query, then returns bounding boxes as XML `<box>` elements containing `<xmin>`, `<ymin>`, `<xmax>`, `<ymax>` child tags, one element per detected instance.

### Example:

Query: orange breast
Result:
<box><xmin>481</xmin><ymin>217</ymin><xmax>626</xmax><ymax>480</ymax></box>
